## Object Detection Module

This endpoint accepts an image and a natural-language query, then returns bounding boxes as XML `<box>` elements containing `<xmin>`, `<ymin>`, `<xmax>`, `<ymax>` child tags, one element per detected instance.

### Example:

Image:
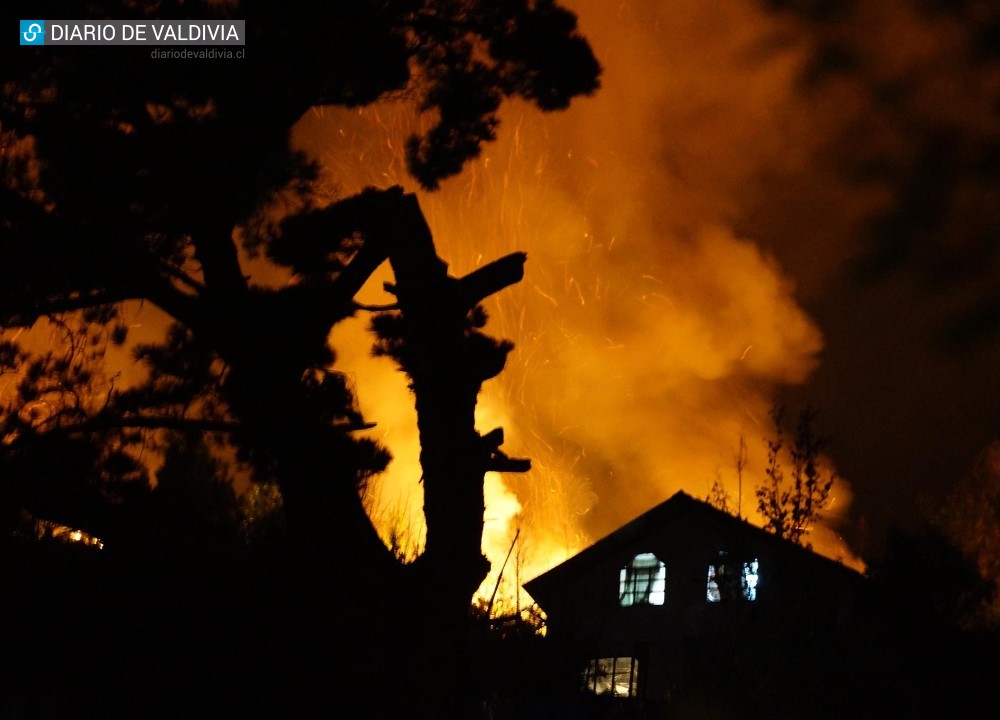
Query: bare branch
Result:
<box><xmin>353</xmin><ymin>301</ymin><xmax>400</xmax><ymax>312</ymax></box>
<box><xmin>158</xmin><ymin>260</ymin><xmax>205</xmax><ymax>294</ymax></box>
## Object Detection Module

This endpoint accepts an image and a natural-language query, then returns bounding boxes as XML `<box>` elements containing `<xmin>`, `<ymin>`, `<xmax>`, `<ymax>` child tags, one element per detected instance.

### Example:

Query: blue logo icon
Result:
<box><xmin>20</xmin><ymin>20</ymin><xmax>45</xmax><ymax>46</ymax></box>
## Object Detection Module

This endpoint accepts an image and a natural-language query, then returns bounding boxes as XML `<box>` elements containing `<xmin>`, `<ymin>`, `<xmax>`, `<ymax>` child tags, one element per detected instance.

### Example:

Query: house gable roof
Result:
<box><xmin>524</xmin><ymin>490</ymin><xmax>863</xmax><ymax>598</ymax></box>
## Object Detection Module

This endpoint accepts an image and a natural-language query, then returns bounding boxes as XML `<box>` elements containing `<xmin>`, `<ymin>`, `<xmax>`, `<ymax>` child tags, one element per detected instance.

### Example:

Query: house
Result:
<box><xmin>524</xmin><ymin>491</ymin><xmax>867</xmax><ymax>715</ymax></box>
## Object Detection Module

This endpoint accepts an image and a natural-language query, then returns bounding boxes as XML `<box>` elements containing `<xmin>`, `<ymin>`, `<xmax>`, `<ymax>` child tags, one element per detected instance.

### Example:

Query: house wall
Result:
<box><xmin>533</xmin><ymin>508</ymin><xmax>863</xmax><ymax>705</ymax></box>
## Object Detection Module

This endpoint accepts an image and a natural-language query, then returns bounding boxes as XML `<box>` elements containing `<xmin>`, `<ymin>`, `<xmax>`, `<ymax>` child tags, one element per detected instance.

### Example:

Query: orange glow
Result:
<box><xmin>301</xmin><ymin>0</ymin><xmax>869</xmax><ymax>613</ymax></box>
<box><xmin>1</xmin><ymin>1</ymin><xmax>872</xmax><ymax>612</ymax></box>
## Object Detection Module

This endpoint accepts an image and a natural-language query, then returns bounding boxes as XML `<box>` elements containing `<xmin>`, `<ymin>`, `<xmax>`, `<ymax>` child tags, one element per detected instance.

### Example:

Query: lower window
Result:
<box><xmin>583</xmin><ymin>656</ymin><xmax>639</xmax><ymax>697</ymax></box>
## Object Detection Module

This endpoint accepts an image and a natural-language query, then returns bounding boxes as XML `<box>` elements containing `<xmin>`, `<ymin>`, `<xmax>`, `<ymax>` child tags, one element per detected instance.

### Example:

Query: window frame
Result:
<box><xmin>741</xmin><ymin>559</ymin><xmax>759</xmax><ymax>602</ymax></box>
<box><xmin>706</xmin><ymin>553</ymin><xmax>761</xmax><ymax>603</ymax></box>
<box><xmin>583</xmin><ymin>656</ymin><xmax>640</xmax><ymax>698</ymax></box>
<box><xmin>619</xmin><ymin>552</ymin><xmax>666</xmax><ymax>607</ymax></box>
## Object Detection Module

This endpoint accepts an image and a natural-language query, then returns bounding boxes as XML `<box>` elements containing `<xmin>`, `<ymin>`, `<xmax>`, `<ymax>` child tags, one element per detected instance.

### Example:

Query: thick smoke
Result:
<box><xmin>299</xmin><ymin>0</ymin><xmax>873</xmax><ymax>605</ymax></box>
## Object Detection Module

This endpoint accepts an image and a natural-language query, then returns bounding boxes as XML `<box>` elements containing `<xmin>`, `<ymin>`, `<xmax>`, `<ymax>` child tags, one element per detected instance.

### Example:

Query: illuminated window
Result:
<box><xmin>707</xmin><ymin>550</ymin><xmax>730</xmax><ymax>602</ymax></box>
<box><xmin>619</xmin><ymin>553</ymin><xmax>666</xmax><ymax>606</ymax></box>
<box><xmin>706</xmin><ymin>565</ymin><xmax>721</xmax><ymax>602</ymax></box>
<box><xmin>707</xmin><ymin>553</ymin><xmax>759</xmax><ymax>602</ymax></box>
<box><xmin>583</xmin><ymin>657</ymin><xmax>639</xmax><ymax>697</ymax></box>
<box><xmin>742</xmin><ymin>559</ymin><xmax>759</xmax><ymax>602</ymax></box>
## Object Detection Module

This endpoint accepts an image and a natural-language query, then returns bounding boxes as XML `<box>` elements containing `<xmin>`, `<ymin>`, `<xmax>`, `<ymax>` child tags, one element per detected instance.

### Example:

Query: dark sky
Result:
<box><xmin>729</xmin><ymin>0</ymin><xmax>1000</xmax><ymax>550</ymax></box>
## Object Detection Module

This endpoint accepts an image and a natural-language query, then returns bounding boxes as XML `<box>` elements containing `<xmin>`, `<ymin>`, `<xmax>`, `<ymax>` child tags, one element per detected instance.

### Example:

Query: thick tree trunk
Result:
<box><xmin>377</xmin><ymin>191</ymin><xmax>529</xmax><ymax>627</ymax></box>
<box><xmin>187</xmin><ymin>189</ymin><xmax>527</xmax><ymax>712</ymax></box>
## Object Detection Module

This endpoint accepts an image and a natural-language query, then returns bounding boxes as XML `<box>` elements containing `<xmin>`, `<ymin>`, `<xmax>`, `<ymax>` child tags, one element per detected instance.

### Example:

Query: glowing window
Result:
<box><xmin>706</xmin><ymin>565</ymin><xmax>721</xmax><ymax>603</ymax></box>
<box><xmin>707</xmin><ymin>550</ymin><xmax>731</xmax><ymax>602</ymax></box>
<box><xmin>742</xmin><ymin>559</ymin><xmax>759</xmax><ymax>602</ymax></box>
<box><xmin>583</xmin><ymin>657</ymin><xmax>639</xmax><ymax>697</ymax></box>
<box><xmin>707</xmin><ymin>553</ymin><xmax>758</xmax><ymax>602</ymax></box>
<box><xmin>619</xmin><ymin>553</ymin><xmax>666</xmax><ymax>606</ymax></box>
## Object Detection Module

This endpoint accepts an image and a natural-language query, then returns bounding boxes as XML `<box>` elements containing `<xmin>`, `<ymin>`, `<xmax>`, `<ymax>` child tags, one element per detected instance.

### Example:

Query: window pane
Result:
<box><xmin>584</xmin><ymin>658</ymin><xmax>638</xmax><ymax>698</ymax></box>
<box><xmin>631</xmin><ymin>552</ymin><xmax>660</xmax><ymax>569</ymax></box>
<box><xmin>619</xmin><ymin>567</ymin><xmax>631</xmax><ymax>606</ymax></box>
<box><xmin>742</xmin><ymin>559</ymin><xmax>759</xmax><ymax>601</ymax></box>
<box><xmin>648</xmin><ymin>563</ymin><xmax>666</xmax><ymax>605</ymax></box>
<box><xmin>706</xmin><ymin>565</ymin><xmax>721</xmax><ymax>602</ymax></box>
<box><xmin>620</xmin><ymin>553</ymin><xmax>666</xmax><ymax>607</ymax></box>
<box><xmin>612</xmin><ymin>657</ymin><xmax>633</xmax><ymax>697</ymax></box>
<box><xmin>586</xmin><ymin>658</ymin><xmax>615</xmax><ymax>695</ymax></box>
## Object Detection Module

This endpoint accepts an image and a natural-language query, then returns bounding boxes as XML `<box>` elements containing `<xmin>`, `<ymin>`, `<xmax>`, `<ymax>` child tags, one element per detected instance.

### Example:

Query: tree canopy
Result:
<box><xmin>0</xmin><ymin>2</ymin><xmax>600</xmax><ymax>716</ymax></box>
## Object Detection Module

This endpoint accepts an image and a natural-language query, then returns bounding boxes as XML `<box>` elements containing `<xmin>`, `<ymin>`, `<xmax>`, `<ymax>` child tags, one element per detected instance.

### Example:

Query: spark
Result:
<box><xmin>533</xmin><ymin>285</ymin><xmax>559</xmax><ymax>307</ymax></box>
<box><xmin>291</xmin><ymin>8</ymin><xmax>867</xmax><ymax>606</ymax></box>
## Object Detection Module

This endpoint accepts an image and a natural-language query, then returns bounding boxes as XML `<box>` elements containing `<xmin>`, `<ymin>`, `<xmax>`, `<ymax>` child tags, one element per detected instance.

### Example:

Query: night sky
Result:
<box><xmin>710</xmin><ymin>0</ymin><xmax>1000</xmax><ymax>549</ymax></box>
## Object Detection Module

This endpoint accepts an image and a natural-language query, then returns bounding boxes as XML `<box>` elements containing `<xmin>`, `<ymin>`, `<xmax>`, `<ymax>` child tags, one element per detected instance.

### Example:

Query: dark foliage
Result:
<box><xmin>756</xmin><ymin>402</ymin><xmax>834</xmax><ymax>546</ymax></box>
<box><xmin>0</xmin><ymin>1</ymin><xmax>600</xmax><ymax>716</ymax></box>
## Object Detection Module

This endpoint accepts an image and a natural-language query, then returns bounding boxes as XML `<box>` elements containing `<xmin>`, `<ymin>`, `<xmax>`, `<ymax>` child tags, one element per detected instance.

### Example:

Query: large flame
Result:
<box><xmin>300</xmin><ymin>0</ymin><xmax>867</xmax><ymax>613</ymax></box>
<box><xmin>0</xmin><ymin>0</ymin><xmax>868</xmax><ymax>615</ymax></box>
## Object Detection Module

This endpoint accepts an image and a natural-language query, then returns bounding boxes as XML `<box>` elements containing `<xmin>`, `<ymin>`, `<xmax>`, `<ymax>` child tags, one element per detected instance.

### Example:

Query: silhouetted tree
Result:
<box><xmin>707</xmin><ymin>430</ymin><xmax>747</xmax><ymax>517</ymax></box>
<box><xmin>1</xmin><ymin>1</ymin><xmax>600</xmax><ymax>714</ymax></box>
<box><xmin>861</xmin><ymin>524</ymin><xmax>1000</xmax><ymax>720</ymax></box>
<box><xmin>152</xmin><ymin>433</ymin><xmax>239</xmax><ymax>542</ymax></box>
<box><xmin>706</xmin><ymin>471</ymin><xmax>733</xmax><ymax>514</ymax></box>
<box><xmin>935</xmin><ymin>440</ymin><xmax>1000</xmax><ymax>626</ymax></box>
<box><xmin>0</xmin><ymin>314</ymin><xmax>151</xmax><ymax>541</ymax></box>
<box><xmin>238</xmin><ymin>480</ymin><xmax>285</xmax><ymax>547</ymax></box>
<box><xmin>756</xmin><ymin>402</ymin><xmax>835</xmax><ymax>546</ymax></box>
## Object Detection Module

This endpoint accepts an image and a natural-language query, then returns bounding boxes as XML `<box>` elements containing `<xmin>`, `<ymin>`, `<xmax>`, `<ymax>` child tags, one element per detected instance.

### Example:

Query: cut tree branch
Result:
<box><xmin>456</xmin><ymin>253</ymin><xmax>527</xmax><ymax>312</ymax></box>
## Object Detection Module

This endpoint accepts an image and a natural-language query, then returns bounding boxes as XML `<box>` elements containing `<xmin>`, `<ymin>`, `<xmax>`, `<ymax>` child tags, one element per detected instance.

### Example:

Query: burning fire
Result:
<box><xmin>0</xmin><ymin>0</ymin><xmax>873</xmax><ymax>617</ymax></box>
<box><xmin>302</xmin><ymin>0</ymin><xmax>869</xmax><ymax>614</ymax></box>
